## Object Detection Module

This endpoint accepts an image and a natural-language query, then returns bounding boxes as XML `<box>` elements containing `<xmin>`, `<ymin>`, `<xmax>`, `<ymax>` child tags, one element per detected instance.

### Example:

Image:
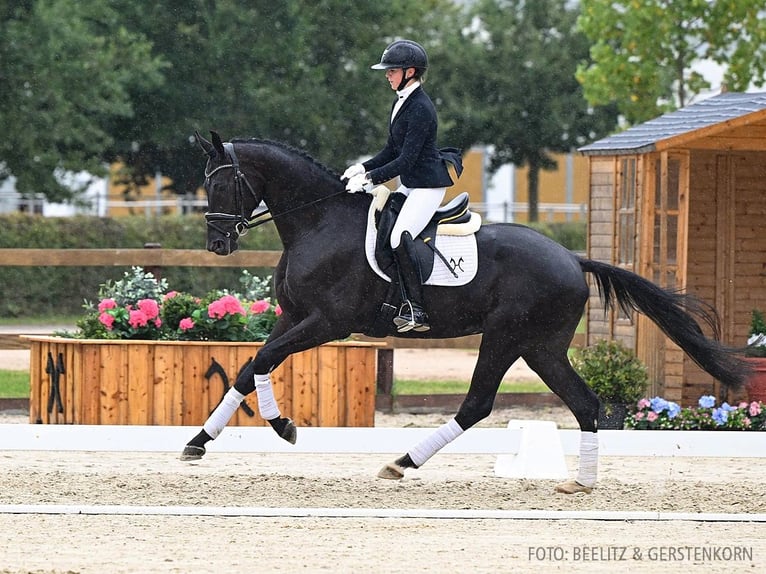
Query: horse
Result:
<box><xmin>182</xmin><ymin>130</ymin><xmax>750</xmax><ymax>494</ymax></box>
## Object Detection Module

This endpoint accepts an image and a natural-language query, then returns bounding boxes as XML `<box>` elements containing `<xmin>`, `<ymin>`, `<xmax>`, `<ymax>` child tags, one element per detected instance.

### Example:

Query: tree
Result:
<box><xmin>107</xmin><ymin>0</ymin><xmax>456</xmax><ymax>196</ymax></box>
<box><xmin>432</xmin><ymin>0</ymin><xmax>618</xmax><ymax>221</ymax></box>
<box><xmin>576</xmin><ymin>0</ymin><xmax>766</xmax><ymax>125</ymax></box>
<box><xmin>0</xmin><ymin>1</ymin><xmax>166</xmax><ymax>201</ymax></box>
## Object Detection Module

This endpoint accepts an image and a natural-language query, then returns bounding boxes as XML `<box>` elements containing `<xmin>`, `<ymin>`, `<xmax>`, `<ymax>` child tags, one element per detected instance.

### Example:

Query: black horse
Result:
<box><xmin>183</xmin><ymin>131</ymin><xmax>748</xmax><ymax>494</ymax></box>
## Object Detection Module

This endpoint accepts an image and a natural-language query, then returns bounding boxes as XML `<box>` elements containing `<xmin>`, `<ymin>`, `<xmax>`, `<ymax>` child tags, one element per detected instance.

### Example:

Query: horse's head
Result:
<box><xmin>195</xmin><ymin>130</ymin><xmax>262</xmax><ymax>255</ymax></box>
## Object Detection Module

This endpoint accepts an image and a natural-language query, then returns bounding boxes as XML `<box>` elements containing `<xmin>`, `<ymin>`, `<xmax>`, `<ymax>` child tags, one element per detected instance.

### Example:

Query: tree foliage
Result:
<box><xmin>432</xmin><ymin>0</ymin><xmax>618</xmax><ymax>221</ymax></box>
<box><xmin>0</xmin><ymin>0</ymin><xmax>166</xmax><ymax>200</ymax></box>
<box><xmin>1</xmin><ymin>0</ymin><xmax>615</xmax><ymax>220</ymax></box>
<box><xmin>577</xmin><ymin>0</ymin><xmax>766</xmax><ymax>125</ymax></box>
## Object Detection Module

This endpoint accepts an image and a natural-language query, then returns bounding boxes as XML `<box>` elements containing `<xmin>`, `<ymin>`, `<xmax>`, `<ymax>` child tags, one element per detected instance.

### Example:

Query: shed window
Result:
<box><xmin>652</xmin><ymin>157</ymin><xmax>681</xmax><ymax>288</ymax></box>
<box><xmin>617</xmin><ymin>158</ymin><xmax>636</xmax><ymax>266</ymax></box>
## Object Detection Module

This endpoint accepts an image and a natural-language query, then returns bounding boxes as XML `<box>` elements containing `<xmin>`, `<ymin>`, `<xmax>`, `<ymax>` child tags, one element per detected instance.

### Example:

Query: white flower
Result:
<box><xmin>747</xmin><ymin>333</ymin><xmax>766</xmax><ymax>347</ymax></box>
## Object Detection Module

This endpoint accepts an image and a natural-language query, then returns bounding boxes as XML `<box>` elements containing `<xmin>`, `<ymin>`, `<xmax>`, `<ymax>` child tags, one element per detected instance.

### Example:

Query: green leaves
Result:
<box><xmin>576</xmin><ymin>0</ymin><xmax>766</xmax><ymax>125</ymax></box>
<box><xmin>0</xmin><ymin>0</ymin><xmax>166</xmax><ymax>200</ymax></box>
<box><xmin>571</xmin><ymin>339</ymin><xmax>649</xmax><ymax>404</ymax></box>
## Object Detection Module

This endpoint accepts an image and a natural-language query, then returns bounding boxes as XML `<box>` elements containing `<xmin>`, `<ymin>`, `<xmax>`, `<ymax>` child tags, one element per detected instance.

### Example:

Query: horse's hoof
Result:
<box><xmin>377</xmin><ymin>462</ymin><xmax>405</xmax><ymax>480</ymax></box>
<box><xmin>280</xmin><ymin>418</ymin><xmax>297</xmax><ymax>445</ymax></box>
<box><xmin>554</xmin><ymin>479</ymin><xmax>593</xmax><ymax>494</ymax></box>
<box><xmin>180</xmin><ymin>445</ymin><xmax>205</xmax><ymax>461</ymax></box>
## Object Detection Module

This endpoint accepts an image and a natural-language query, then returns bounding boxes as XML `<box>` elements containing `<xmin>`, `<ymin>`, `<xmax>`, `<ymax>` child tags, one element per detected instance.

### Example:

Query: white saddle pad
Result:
<box><xmin>364</xmin><ymin>198</ymin><xmax>479</xmax><ymax>287</ymax></box>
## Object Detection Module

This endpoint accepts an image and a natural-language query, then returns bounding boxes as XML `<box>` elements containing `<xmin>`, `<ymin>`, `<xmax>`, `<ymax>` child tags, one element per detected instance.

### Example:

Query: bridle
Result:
<box><xmin>204</xmin><ymin>142</ymin><xmax>346</xmax><ymax>240</ymax></box>
<box><xmin>204</xmin><ymin>142</ymin><xmax>266</xmax><ymax>239</ymax></box>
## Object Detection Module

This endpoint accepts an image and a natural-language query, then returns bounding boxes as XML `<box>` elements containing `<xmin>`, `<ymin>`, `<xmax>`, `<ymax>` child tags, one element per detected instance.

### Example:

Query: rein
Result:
<box><xmin>204</xmin><ymin>142</ymin><xmax>345</xmax><ymax>238</ymax></box>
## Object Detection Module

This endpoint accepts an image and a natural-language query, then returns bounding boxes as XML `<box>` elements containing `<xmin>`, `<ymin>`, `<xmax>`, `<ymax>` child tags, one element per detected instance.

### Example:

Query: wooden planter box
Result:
<box><xmin>24</xmin><ymin>336</ymin><xmax>380</xmax><ymax>427</ymax></box>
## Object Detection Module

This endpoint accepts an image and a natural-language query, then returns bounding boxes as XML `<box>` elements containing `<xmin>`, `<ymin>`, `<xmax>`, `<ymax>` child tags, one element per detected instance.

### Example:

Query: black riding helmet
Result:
<box><xmin>371</xmin><ymin>39</ymin><xmax>428</xmax><ymax>90</ymax></box>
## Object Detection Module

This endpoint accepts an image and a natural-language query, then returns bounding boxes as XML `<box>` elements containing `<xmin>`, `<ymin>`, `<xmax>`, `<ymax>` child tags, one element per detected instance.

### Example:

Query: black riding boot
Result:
<box><xmin>393</xmin><ymin>232</ymin><xmax>430</xmax><ymax>333</ymax></box>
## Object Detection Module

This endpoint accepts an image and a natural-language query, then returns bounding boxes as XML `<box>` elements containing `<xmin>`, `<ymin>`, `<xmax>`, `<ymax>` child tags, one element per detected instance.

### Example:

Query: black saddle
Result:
<box><xmin>374</xmin><ymin>192</ymin><xmax>472</xmax><ymax>280</ymax></box>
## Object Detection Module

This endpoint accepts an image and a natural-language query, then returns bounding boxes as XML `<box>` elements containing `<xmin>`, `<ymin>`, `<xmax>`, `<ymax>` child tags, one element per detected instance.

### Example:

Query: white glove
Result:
<box><xmin>341</xmin><ymin>163</ymin><xmax>365</xmax><ymax>182</ymax></box>
<box><xmin>345</xmin><ymin>173</ymin><xmax>373</xmax><ymax>194</ymax></box>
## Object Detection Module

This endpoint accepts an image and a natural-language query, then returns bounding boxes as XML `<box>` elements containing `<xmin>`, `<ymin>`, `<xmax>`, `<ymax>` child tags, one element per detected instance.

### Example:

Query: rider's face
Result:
<box><xmin>385</xmin><ymin>68</ymin><xmax>412</xmax><ymax>90</ymax></box>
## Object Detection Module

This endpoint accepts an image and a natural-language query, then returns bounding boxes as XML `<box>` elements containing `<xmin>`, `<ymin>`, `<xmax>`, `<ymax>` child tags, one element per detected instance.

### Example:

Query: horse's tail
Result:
<box><xmin>578</xmin><ymin>257</ymin><xmax>750</xmax><ymax>389</ymax></box>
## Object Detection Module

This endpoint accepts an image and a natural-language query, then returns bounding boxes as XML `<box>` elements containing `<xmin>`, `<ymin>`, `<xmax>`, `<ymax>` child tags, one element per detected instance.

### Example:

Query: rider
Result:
<box><xmin>342</xmin><ymin>39</ymin><xmax>462</xmax><ymax>333</ymax></box>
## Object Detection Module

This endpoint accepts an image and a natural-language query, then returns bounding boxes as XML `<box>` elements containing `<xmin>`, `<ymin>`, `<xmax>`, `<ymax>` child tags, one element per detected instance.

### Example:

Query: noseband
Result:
<box><xmin>204</xmin><ymin>142</ymin><xmax>265</xmax><ymax>239</ymax></box>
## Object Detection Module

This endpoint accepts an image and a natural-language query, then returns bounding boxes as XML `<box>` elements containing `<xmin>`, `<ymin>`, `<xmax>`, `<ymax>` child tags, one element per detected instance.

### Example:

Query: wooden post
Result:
<box><xmin>143</xmin><ymin>242</ymin><xmax>162</xmax><ymax>279</ymax></box>
<box><xmin>375</xmin><ymin>348</ymin><xmax>394</xmax><ymax>412</ymax></box>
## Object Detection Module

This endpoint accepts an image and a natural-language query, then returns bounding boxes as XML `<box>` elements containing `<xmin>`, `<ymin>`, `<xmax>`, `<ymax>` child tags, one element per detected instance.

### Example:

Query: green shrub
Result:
<box><xmin>528</xmin><ymin>221</ymin><xmax>586</xmax><ymax>251</ymax></box>
<box><xmin>571</xmin><ymin>339</ymin><xmax>648</xmax><ymax>404</ymax></box>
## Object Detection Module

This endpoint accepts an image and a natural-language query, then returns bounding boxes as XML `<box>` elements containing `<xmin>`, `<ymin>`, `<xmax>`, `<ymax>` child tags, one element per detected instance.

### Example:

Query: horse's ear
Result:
<box><xmin>210</xmin><ymin>131</ymin><xmax>225</xmax><ymax>157</ymax></box>
<box><xmin>194</xmin><ymin>131</ymin><xmax>215</xmax><ymax>156</ymax></box>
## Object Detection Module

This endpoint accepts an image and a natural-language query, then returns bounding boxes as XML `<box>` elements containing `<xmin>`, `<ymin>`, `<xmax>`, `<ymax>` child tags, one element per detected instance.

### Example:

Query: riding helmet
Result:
<box><xmin>371</xmin><ymin>39</ymin><xmax>428</xmax><ymax>71</ymax></box>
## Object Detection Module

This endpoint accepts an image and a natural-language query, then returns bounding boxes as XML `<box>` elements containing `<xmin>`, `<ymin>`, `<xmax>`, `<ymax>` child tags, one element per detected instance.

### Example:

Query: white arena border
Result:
<box><xmin>2</xmin><ymin>424</ymin><xmax>766</xmax><ymax>457</ymax></box>
<box><xmin>3</xmin><ymin>424</ymin><xmax>765</xmax><ymax>523</ymax></box>
<box><xmin>0</xmin><ymin>504</ymin><xmax>764</xmax><ymax>522</ymax></box>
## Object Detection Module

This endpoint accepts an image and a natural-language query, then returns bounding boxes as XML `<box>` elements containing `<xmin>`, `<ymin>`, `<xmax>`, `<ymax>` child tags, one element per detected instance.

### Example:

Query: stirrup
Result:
<box><xmin>393</xmin><ymin>301</ymin><xmax>430</xmax><ymax>333</ymax></box>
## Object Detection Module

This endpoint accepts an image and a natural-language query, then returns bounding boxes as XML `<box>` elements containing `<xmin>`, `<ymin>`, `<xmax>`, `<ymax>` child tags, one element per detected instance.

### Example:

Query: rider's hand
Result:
<box><xmin>345</xmin><ymin>173</ymin><xmax>373</xmax><ymax>194</ymax></box>
<box><xmin>341</xmin><ymin>163</ymin><xmax>365</xmax><ymax>182</ymax></box>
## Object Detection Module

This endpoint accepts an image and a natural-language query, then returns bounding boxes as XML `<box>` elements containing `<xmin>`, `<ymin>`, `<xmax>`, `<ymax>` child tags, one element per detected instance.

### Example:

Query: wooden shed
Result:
<box><xmin>578</xmin><ymin>91</ymin><xmax>766</xmax><ymax>405</ymax></box>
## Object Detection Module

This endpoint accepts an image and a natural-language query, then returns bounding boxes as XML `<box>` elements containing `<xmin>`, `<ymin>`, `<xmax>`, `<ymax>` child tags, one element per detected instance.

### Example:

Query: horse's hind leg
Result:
<box><xmin>523</xmin><ymin>348</ymin><xmax>600</xmax><ymax>494</ymax></box>
<box><xmin>378</xmin><ymin>333</ymin><xmax>520</xmax><ymax>480</ymax></box>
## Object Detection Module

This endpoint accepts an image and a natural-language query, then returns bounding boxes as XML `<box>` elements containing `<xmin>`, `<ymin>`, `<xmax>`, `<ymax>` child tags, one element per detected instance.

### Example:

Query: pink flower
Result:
<box><xmin>153</xmin><ymin>318</ymin><xmax>162</xmax><ymax>328</ymax></box>
<box><xmin>637</xmin><ymin>398</ymin><xmax>650</xmax><ymax>409</ymax></box>
<box><xmin>98</xmin><ymin>312</ymin><xmax>115</xmax><ymax>330</ymax></box>
<box><xmin>749</xmin><ymin>402</ymin><xmax>762</xmax><ymax>417</ymax></box>
<box><xmin>634</xmin><ymin>412</ymin><xmax>645</xmax><ymax>420</ymax></box>
<box><xmin>275</xmin><ymin>304</ymin><xmax>282</xmax><ymax>316</ymax></box>
<box><xmin>98</xmin><ymin>298</ymin><xmax>117</xmax><ymax>313</ymax></box>
<box><xmin>647</xmin><ymin>411</ymin><xmax>658</xmax><ymax>422</ymax></box>
<box><xmin>163</xmin><ymin>291</ymin><xmax>179</xmax><ymax>300</ymax></box>
<box><xmin>208</xmin><ymin>294</ymin><xmax>245</xmax><ymax>318</ymax></box>
<box><xmin>179</xmin><ymin>317</ymin><xmax>195</xmax><ymax>331</ymax></box>
<box><xmin>137</xmin><ymin>299</ymin><xmax>160</xmax><ymax>319</ymax></box>
<box><xmin>250</xmin><ymin>299</ymin><xmax>271</xmax><ymax>314</ymax></box>
<box><xmin>128</xmin><ymin>309</ymin><xmax>149</xmax><ymax>328</ymax></box>
<box><xmin>738</xmin><ymin>402</ymin><xmax>749</xmax><ymax>409</ymax></box>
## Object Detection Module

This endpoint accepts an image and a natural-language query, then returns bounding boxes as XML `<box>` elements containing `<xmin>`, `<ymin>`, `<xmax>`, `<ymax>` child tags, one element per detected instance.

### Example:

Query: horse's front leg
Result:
<box><xmin>179</xmin><ymin>354</ymin><xmax>296</xmax><ymax>461</ymax></box>
<box><xmin>180</xmin><ymin>314</ymin><xmax>336</xmax><ymax>461</ymax></box>
<box><xmin>378</xmin><ymin>343</ymin><xmax>514</xmax><ymax>479</ymax></box>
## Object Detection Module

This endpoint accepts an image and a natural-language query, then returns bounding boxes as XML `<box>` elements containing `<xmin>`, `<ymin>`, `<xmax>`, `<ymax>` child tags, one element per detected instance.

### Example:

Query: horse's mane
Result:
<box><xmin>231</xmin><ymin>137</ymin><xmax>341</xmax><ymax>180</ymax></box>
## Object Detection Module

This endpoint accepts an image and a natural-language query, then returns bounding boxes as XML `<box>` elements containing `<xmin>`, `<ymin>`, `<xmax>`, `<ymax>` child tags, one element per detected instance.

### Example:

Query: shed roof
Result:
<box><xmin>579</xmin><ymin>91</ymin><xmax>766</xmax><ymax>156</ymax></box>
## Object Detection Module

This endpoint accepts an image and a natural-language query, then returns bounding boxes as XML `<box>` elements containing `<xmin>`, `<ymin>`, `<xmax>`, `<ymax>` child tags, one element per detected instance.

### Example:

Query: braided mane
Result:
<box><xmin>231</xmin><ymin>137</ymin><xmax>340</xmax><ymax>179</ymax></box>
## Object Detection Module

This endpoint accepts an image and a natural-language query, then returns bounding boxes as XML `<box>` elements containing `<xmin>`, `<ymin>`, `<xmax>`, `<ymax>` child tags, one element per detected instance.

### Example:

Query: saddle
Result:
<box><xmin>373</xmin><ymin>190</ymin><xmax>473</xmax><ymax>280</ymax></box>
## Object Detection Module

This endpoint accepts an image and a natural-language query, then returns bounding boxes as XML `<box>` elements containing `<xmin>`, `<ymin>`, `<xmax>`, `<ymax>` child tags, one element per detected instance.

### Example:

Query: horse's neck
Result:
<box><xmin>269</xmin><ymin>187</ymin><xmax>365</xmax><ymax>249</ymax></box>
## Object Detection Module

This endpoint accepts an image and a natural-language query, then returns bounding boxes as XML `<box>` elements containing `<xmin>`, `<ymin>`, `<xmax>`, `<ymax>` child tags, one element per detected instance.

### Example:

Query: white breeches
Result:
<box><xmin>390</xmin><ymin>185</ymin><xmax>446</xmax><ymax>248</ymax></box>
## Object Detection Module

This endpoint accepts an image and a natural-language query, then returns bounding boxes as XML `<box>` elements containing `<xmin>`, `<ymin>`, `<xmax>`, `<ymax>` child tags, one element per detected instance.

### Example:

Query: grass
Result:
<box><xmin>0</xmin><ymin>370</ymin><xmax>29</xmax><ymax>399</ymax></box>
<box><xmin>394</xmin><ymin>378</ymin><xmax>549</xmax><ymax>395</ymax></box>
<box><xmin>0</xmin><ymin>315</ymin><xmax>79</xmax><ymax>327</ymax></box>
<box><xmin>0</xmin><ymin>371</ymin><xmax>548</xmax><ymax>400</ymax></box>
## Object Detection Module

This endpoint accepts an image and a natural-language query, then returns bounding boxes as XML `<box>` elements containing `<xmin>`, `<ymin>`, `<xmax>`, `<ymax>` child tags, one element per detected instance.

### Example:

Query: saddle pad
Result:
<box><xmin>365</xmin><ymin>200</ymin><xmax>478</xmax><ymax>287</ymax></box>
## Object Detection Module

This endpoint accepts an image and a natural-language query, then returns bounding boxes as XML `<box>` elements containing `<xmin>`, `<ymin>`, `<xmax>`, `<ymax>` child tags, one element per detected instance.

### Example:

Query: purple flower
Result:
<box><xmin>650</xmin><ymin>397</ymin><xmax>669</xmax><ymax>413</ymax></box>
<box><xmin>712</xmin><ymin>408</ymin><xmax>728</xmax><ymax>426</ymax></box>
<box><xmin>698</xmin><ymin>395</ymin><xmax>716</xmax><ymax>409</ymax></box>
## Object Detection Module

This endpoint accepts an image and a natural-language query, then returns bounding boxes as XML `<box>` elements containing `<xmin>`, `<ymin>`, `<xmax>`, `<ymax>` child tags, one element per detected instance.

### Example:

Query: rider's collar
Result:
<box><xmin>396</xmin><ymin>81</ymin><xmax>421</xmax><ymax>100</ymax></box>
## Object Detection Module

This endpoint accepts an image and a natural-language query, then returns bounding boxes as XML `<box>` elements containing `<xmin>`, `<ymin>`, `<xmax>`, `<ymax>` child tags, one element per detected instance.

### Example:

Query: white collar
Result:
<box><xmin>396</xmin><ymin>81</ymin><xmax>421</xmax><ymax>100</ymax></box>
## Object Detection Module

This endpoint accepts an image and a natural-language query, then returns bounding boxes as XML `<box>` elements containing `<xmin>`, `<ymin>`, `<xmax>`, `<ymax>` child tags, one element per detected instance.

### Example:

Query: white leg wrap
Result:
<box><xmin>254</xmin><ymin>373</ymin><xmax>281</xmax><ymax>421</ymax></box>
<box><xmin>202</xmin><ymin>387</ymin><xmax>245</xmax><ymax>440</ymax></box>
<box><xmin>408</xmin><ymin>418</ymin><xmax>464</xmax><ymax>467</ymax></box>
<box><xmin>576</xmin><ymin>431</ymin><xmax>599</xmax><ymax>488</ymax></box>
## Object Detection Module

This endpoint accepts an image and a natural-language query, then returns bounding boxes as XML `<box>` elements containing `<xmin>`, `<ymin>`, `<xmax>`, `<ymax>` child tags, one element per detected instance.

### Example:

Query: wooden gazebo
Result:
<box><xmin>579</xmin><ymin>91</ymin><xmax>766</xmax><ymax>404</ymax></box>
